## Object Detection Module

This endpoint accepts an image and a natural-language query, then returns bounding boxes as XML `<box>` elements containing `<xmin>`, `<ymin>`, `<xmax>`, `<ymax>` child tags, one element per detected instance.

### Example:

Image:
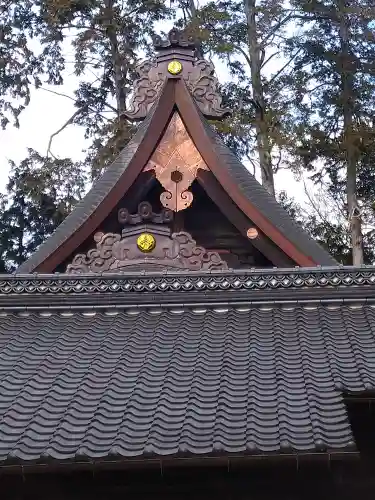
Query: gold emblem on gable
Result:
<box><xmin>137</xmin><ymin>233</ymin><xmax>156</xmax><ymax>253</ymax></box>
<box><xmin>167</xmin><ymin>60</ymin><xmax>183</xmax><ymax>75</ymax></box>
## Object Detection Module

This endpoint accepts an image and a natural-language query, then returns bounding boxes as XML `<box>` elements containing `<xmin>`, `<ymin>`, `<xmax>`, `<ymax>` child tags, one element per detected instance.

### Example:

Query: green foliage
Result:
<box><xmin>280</xmin><ymin>0</ymin><xmax>375</xmax><ymax>262</ymax></box>
<box><xmin>0</xmin><ymin>150</ymin><xmax>87</xmax><ymax>271</ymax></box>
<box><xmin>0</xmin><ymin>0</ymin><xmax>172</xmax><ymax>266</ymax></box>
<box><xmin>1</xmin><ymin>0</ymin><xmax>375</xmax><ymax>268</ymax></box>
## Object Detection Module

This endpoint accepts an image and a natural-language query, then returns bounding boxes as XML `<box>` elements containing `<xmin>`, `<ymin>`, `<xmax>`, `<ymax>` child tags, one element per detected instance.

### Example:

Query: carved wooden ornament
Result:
<box><xmin>144</xmin><ymin>112</ymin><xmax>209</xmax><ymax>212</ymax></box>
<box><xmin>124</xmin><ymin>29</ymin><xmax>231</xmax><ymax>121</ymax></box>
<box><xmin>66</xmin><ymin>228</ymin><xmax>228</xmax><ymax>273</ymax></box>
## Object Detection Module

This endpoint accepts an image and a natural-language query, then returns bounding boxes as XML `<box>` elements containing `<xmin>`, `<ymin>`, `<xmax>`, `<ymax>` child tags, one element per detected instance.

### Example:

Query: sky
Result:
<box><xmin>0</xmin><ymin>35</ymin><xmax>303</xmax><ymax>203</ymax></box>
<box><xmin>0</xmin><ymin>78</ymin><xmax>86</xmax><ymax>190</ymax></box>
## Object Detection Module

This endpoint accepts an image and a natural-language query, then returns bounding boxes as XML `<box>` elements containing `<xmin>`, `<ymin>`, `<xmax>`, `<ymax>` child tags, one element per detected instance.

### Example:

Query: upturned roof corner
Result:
<box><xmin>124</xmin><ymin>28</ymin><xmax>231</xmax><ymax>121</ymax></box>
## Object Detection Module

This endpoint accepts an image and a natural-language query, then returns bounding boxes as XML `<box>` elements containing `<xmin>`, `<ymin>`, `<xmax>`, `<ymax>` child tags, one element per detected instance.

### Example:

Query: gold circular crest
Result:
<box><xmin>167</xmin><ymin>60</ymin><xmax>183</xmax><ymax>75</ymax></box>
<box><xmin>137</xmin><ymin>233</ymin><xmax>156</xmax><ymax>253</ymax></box>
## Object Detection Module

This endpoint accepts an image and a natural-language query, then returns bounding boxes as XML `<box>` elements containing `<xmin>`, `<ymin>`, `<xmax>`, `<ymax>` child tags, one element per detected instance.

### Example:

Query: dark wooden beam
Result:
<box><xmin>120</xmin><ymin>171</ymin><xmax>156</xmax><ymax>213</ymax></box>
<box><xmin>197</xmin><ymin>170</ymin><xmax>294</xmax><ymax>267</ymax></box>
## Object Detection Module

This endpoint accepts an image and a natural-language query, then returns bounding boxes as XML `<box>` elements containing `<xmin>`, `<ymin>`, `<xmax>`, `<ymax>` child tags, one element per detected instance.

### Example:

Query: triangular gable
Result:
<box><xmin>17</xmin><ymin>76</ymin><xmax>335</xmax><ymax>274</ymax></box>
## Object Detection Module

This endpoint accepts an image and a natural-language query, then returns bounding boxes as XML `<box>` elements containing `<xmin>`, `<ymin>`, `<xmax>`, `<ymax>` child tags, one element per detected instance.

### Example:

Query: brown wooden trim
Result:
<box><xmin>197</xmin><ymin>170</ymin><xmax>294</xmax><ymax>267</ymax></box>
<box><xmin>35</xmin><ymin>81</ymin><xmax>177</xmax><ymax>272</ymax></box>
<box><xmin>174</xmin><ymin>80</ymin><xmax>316</xmax><ymax>267</ymax></box>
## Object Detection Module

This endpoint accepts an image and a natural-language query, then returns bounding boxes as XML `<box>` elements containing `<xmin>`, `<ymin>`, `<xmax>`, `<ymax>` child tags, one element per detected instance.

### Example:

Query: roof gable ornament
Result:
<box><xmin>66</xmin><ymin>202</ymin><xmax>228</xmax><ymax>273</ymax></box>
<box><xmin>124</xmin><ymin>28</ymin><xmax>231</xmax><ymax>121</ymax></box>
<box><xmin>144</xmin><ymin>112</ymin><xmax>209</xmax><ymax>212</ymax></box>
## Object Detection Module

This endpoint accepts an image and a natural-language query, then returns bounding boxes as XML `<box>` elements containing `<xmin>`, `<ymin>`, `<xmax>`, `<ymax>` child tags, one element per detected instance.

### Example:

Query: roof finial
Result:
<box><xmin>152</xmin><ymin>28</ymin><xmax>196</xmax><ymax>50</ymax></box>
<box><xmin>123</xmin><ymin>28</ymin><xmax>231</xmax><ymax>121</ymax></box>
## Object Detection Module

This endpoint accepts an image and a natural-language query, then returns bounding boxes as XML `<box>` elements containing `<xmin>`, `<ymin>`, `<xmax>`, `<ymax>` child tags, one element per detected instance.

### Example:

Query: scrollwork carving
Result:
<box><xmin>118</xmin><ymin>202</ymin><xmax>173</xmax><ymax>225</ymax></box>
<box><xmin>66</xmin><ymin>227</ymin><xmax>228</xmax><ymax>274</ymax></box>
<box><xmin>123</xmin><ymin>29</ymin><xmax>231</xmax><ymax>121</ymax></box>
<box><xmin>185</xmin><ymin>59</ymin><xmax>231</xmax><ymax>119</ymax></box>
<box><xmin>123</xmin><ymin>61</ymin><xmax>165</xmax><ymax>120</ymax></box>
<box><xmin>153</xmin><ymin>28</ymin><xmax>195</xmax><ymax>50</ymax></box>
<box><xmin>144</xmin><ymin>112</ymin><xmax>209</xmax><ymax>212</ymax></box>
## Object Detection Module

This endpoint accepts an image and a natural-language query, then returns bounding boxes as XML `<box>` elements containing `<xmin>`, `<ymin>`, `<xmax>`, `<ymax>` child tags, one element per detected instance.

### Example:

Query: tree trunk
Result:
<box><xmin>338</xmin><ymin>0</ymin><xmax>363</xmax><ymax>265</ymax></box>
<box><xmin>104</xmin><ymin>0</ymin><xmax>126</xmax><ymax>115</ymax></box>
<box><xmin>244</xmin><ymin>0</ymin><xmax>275</xmax><ymax>197</ymax></box>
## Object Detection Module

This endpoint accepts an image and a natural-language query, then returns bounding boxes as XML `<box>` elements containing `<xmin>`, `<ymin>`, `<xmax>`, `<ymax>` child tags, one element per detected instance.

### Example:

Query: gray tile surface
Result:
<box><xmin>1</xmin><ymin>304</ymin><xmax>374</xmax><ymax>463</ymax></box>
<box><xmin>17</xmin><ymin>107</ymin><xmax>156</xmax><ymax>274</ymax></box>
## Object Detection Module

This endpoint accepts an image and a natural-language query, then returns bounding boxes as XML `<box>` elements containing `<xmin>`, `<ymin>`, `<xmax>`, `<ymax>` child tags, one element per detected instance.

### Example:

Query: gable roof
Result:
<box><xmin>17</xmin><ymin>79</ymin><xmax>335</xmax><ymax>274</ymax></box>
<box><xmin>1</xmin><ymin>265</ymin><xmax>375</xmax><ymax>468</ymax></box>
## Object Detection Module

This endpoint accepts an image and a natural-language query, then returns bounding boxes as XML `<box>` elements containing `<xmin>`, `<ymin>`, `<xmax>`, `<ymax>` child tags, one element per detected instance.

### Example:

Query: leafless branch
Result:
<box><xmin>267</xmin><ymin>49</ymin><xmax>303</xmax><ymax>86</ymax></box>
<box><xmin>244</xmin><ymin>154</ymin><xmax>258</xmax><ymax>176</ymax></box>
<box><xmin>232</xmin><ymin>45</ymin><xmax>252</xmax><ymax>69</ymax></box>
<box><xmin>259</xmin><ymin>48</ymin><xmax>266</xmax><ymax>67</ymax></box>
<box><xmin>302</xmin><ymin>176</ymin><xmax>330</xmax><ymax>225</ymax></box>
<box><xmin>260</xmin><ymin>14</ymin><xmax>293</xmax><ymax>47</ymax></box>
<box><xmin>33</xmin><ymin>85</ymin><xmax>76</xmax><ymax>103</ymax></box>
<box><xmin>33</xmin><ymin>84</ymin><xmax>117</xmax><ymax>115</ymax></box>
<box><xmin>261</xmin><ymin>51</ymin><xmax>280</xmax><ymax>70</ymax></box>
<box><xmin>46</xmin><ymin>109</ymin><xmax>82</xmax><ymax>159</ymax></box>
<box><xmin>273</xmin><ymin>148</ymin><xmax>283</xmax><ymax>173</ymax></box>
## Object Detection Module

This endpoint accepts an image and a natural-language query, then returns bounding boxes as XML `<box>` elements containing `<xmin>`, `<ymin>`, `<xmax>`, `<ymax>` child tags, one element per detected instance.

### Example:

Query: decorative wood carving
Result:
<box><xmin>66</xmin><ymin>225</ymin><xmax>228</xmax><ymax>274</ymax></box>
<box><xmin>124</xmin><ymin>61</ymin><xmax>165</xmax><ymax>120</ymax></box>
<box><xmin>144</xmin><ymin>112</ymin><xmax>209</xmax><ymax>212</ymax></box>
<box><xmin>184</xmin><ymin>59</ymin><xmax>231</xmax><ymax>119</ymax></box>
<box><xmin>123</xmin><ymin>29</ymin><xmax>231</xmax><ymax>121</ymax></box>
<box><xmin>153</xmin><ymin>28</ymin><xmax>196</xmax><ymax>50</ymax></box>
<box><xmin>118</xmin><ymin>201</ymin><xmax>173</xmax><ymax>225</ymax></box>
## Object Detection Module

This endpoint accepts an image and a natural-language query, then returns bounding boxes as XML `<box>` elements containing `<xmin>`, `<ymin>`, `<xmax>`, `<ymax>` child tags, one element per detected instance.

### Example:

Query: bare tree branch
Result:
<box><xmin>34</xmin><ymin>84</ymin><xmax>117</xmax><ymax>115</ymax></box>
<box><xmin>261</xmin><ymin>51</ymin><xmax>280</xmax><ymax>70</ymax></box>
<box><xmin>260</xmin><ymin>14</ymin><xmax>293</xmax><ymax>47</ymax></box>
<box><xmin>302</xmin><ymin>176</ymin><xmax>331</xmax><ymax>225</ymax></box>
<box><xmin>267</xmin><ymin>49</ymin><xmax>303</xmax><ymax>87</ymax></box>
<box><xmin>232</xmin><ymin>44</ymin><xmax>252</xmax><ymax>69</ymax></box>
<box><xmin>46</xmin><ymin>109</ymin><xmax>83</xmax><ymax>159</ymax></box>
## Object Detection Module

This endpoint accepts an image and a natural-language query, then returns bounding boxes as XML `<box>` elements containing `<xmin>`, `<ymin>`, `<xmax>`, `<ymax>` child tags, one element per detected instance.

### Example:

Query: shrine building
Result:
<box><xmin>1</xmin><ymin>28</ymin><xmax>375</xmax><ymax>500</ymax></box>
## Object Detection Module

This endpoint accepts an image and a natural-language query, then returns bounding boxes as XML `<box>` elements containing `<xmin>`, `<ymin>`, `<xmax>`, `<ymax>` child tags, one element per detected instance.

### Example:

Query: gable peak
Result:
<box><xmin>153</xmin><ymin>28</ymin><xmax>196</xmax><ymax>51</ymax></box>
<box><xmin>124</xmin><ymin>28</ymin><xmax>231</xmax><ymax>121</ymax></box>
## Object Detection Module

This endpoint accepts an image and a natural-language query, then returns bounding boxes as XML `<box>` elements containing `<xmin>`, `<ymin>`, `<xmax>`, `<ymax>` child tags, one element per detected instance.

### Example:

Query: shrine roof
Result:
<box><xmin>0</xmin><ymin>267</ymin><xmax>374</xmax><ymax>468</ymax></box>
<box><xmin>17</xmin><ymin>78</ymin><xmax>335</xmax><ymax>274</ymax></box>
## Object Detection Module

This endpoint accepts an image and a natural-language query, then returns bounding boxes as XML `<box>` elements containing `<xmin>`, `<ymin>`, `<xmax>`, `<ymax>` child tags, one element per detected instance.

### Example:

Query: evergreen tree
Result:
<box><xmin>0</xmin><ymin>151</ymin><xmax>87</xmax><ymax>271</ymax></box>
<box><xmin>283</xmin><ymin>0</ymin><xmax>375</xmax><ymax>264</ymax></box>
<box><xmin>175</xmin><ymin>0</ymin><xmax>295</xmax><ymax>196</ymax></box>
<box><xmin>0</xmin><ymin>0</ymin><xmax>171</xmax><ymax>267</ymax></box>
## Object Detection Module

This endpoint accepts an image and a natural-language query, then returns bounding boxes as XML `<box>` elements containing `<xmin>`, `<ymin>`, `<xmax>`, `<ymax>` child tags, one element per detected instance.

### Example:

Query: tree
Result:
<box><xmin>278</xmin><ymin>189</ymin><xmax>375</xmax><ymax>264</ymax></box>
<box><xmin>0</xmin><ymin>151</ymin><xmax>87</xmax><ymax>271</ymax></box>
<box><xmin>174</xmin><ymin>0</ymin><xmax>296</xmax><ymax>197</ymax></box>
<box><xmin>0</xmin><ymin>0</ymin><xmax>171</xmax><ymax>266</ymax></box>
<box><xmin>283</xmin><ymin>0</ymin><xmax>375</xmax><ymax>265</ymax></box>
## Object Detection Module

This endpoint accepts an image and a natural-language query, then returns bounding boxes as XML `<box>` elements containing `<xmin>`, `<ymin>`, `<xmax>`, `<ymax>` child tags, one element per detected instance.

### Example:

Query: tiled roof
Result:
<box><xmin>16</xmin><ymin>104</ymin><xmax>157</xmax><ymax>275</ymax></box>
<box><xmin>1</xmin><ymin>303</ymin><xmax>375</xmax><ymax>464</ymax></box>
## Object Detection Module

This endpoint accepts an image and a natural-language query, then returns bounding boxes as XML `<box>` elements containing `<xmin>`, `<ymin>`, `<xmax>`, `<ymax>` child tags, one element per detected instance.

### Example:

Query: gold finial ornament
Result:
<box><xmin>167</xmin><ymin>60</ymin><xmax>183</xmax><ymax>75</ymax></box>
<box><xmin>137</xmin><ymin>233</ymin><xmax>156</xmax><ymax>253</ymax></box>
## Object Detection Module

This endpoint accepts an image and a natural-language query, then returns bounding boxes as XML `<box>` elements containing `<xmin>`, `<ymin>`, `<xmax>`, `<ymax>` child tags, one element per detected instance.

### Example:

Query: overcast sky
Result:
<box><xmin>0</xmin><ymin>77</ymin><xmax>86</xmax><ymax>190</ymax></box>
<box><xmin>0</xmin><ymin>38</ymin><xmax>303</xmax><ymax>202</ymax></box>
